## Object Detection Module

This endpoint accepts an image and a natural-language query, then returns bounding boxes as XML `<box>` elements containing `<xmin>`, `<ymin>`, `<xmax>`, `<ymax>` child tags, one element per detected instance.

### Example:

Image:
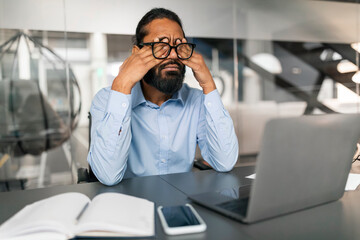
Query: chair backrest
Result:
<box><xmin>87</xmin><ymin>112</ymin><xmax>98</xmax><ymax>182</ymax></box>
<box><xmin>77</xmin><ymin>112</ymin><xmax>98</xmax><ymax>183</ymax></box>
<box><xmin>88</xmin><ymin>112</ymin><xmax>92</xmax><ymax>148</ymax></box>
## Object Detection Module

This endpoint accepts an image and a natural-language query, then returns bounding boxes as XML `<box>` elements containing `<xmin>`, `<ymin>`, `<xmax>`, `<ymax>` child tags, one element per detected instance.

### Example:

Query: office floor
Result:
<box><xmin>0</xmin><ymin>127</ymin><xmax>89</xmax><ymax>191</ymax></box>
<box><xmin>3</xmin><ymin>133</ymin><xmax>360</xmax><ymax>192</ymax></box>
<box><xmin>0</xmin><ymin>127</ymin><xmax>256</xmax><ymax>192</ymax></box>
<box><xmin>3</xmin><ymin>125</ymin><xmax>359</xmax><ymax>192</ymax></box>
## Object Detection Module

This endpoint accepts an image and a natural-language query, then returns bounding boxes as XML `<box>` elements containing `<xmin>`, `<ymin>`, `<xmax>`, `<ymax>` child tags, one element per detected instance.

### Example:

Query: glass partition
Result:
<box><xmin>1</xmin><ymin>0</ymin><xmax>360</xmax><ymax>190</ymax></box>
<box><xmin>0</xmin><ymin>25</ymin><xmax>78</xmax><ymax>189</ymax></box>
<box><xmin>230</xmin><ymin>0</ymin><xmax>360</xmax><ymax>163</ymax></box>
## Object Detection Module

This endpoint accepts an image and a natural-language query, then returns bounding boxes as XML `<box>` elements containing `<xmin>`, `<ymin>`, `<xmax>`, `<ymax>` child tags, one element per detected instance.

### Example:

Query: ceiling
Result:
<box><xmin>0</xmin><ymin>0</ymin><xmax>360</xmax><ymax>43</ymax></box>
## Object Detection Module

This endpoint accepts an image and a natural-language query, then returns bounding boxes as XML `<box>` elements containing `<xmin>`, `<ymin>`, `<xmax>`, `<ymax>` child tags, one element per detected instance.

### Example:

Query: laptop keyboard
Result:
<box><xmin>215</xmin><ymin>184</ymin><xmax>251</xmax><ymax>217</ymax></box>
<box><xmin>216</xmin><ymin>197</ymin><xmax>249</xmax><ymax>217</ymax></box>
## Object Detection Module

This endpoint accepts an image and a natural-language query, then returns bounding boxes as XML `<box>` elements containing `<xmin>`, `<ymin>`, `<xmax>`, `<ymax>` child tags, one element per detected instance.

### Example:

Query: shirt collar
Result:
<box><xmin>131</xmin><ymin>82</ymin><xmax>186</xmax><ymax>109</ymax></box>
<box><xmin>131</xmin><ymin>82</ymin><xmax>146</xmax><ymax>109</ymax></box>
<box><xmin>170</xmin><ymin>86</ymin><xmax>185</xmax><ymax>106</ymax></box>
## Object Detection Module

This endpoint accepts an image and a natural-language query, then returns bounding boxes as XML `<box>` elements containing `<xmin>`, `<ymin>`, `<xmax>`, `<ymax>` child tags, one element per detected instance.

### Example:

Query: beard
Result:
<box><xmin>143</xmin><ymin>60</ymin><xmax>186</xmax><ymax>96</ymax></box>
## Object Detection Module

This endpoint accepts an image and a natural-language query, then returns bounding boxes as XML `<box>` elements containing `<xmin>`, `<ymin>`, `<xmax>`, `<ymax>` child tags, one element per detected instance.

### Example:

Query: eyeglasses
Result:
<box><xmin>139</xmin><ymin>42</ymin><xmax>196</xmax><ymax>60</ymax></box>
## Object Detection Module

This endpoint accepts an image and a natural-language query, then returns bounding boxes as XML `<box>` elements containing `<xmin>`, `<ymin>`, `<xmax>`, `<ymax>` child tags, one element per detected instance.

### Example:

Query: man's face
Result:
<box><xmin>141</xmin><ymin>18</ymin><xmax>186</xmax><ymax>95</ymax></box>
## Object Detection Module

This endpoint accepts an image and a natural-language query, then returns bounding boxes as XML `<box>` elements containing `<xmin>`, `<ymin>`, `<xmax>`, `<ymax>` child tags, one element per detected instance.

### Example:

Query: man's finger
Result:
<box><xmin>136</xmin><ymin>45</ymin><xmax>155</xmax><ymax>59</ymax></box>
<box><xmin>180</xmin><ymin>53</ymin><xmax>202</xmax><ymax>71</ymax></box>
<box><xmin>137</xmin><ymin>44</ymin><xmax>152</xmax><ymax>53</ymax></box>
<box><xmin>178</xmin><ymin>44</ymin><xmax>192</xmax><ymax>58</ymax></box>
<box><xmin>143</xmin><ymin>54</ymin><xmax>165</xmax><ymax>68</ymax></box>
<box><xmin>180</xmin><ymin>58</ymin><xmax>197</xmax><ymax>70</ymax></box>
<box><xmin>153</xmin><ymin>43</ymin><xmax>169</xmax><ymax>58</ymax></box>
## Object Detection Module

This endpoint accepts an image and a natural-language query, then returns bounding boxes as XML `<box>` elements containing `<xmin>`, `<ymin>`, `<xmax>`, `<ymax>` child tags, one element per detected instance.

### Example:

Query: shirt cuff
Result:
<box><xmin>106</xmin><ymin>90</ymin><xmax>132</xmax><ymax>117</ymax></box>
<box><xmin>204</xmin><ymin>89</ymin><xmax>224</xmax><ymax>114</ymax></box>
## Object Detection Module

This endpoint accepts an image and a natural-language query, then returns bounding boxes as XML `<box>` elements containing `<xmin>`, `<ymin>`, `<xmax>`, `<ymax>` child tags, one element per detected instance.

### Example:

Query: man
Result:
<box><xmin>87</xmin><ymin>8</ymin><xmax>238</xmax><ymax>186</ymax></box>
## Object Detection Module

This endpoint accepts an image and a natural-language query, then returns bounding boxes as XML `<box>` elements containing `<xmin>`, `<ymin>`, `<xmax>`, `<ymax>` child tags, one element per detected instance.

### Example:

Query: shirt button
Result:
<box><xmin>122</xmin><ymin>103</ymin><xmax>127</xmax><ymax>108</ymax></box>
<box><xmin>161</xmin><ymin>159</ymin><xmax>166</xmax><ymax>163</ymax></box>
<box><xmin>207</xmin><ymin>102</ymin><xmax>212</xmax><ymax>107</ymax></box>
<box><xmin>161</xmin><ymin>135</ymin><xmax>166</xmax><ymax>139</ymax></box>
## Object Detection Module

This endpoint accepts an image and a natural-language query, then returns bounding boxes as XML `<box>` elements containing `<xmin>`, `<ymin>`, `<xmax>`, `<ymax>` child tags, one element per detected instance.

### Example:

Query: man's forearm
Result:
<box><xmin>87</xmin><ymin>90</ymin><xmax>132</xmax><ymax>186</ymax></box>
<box><xmin>87</xmin><ymin>114</ymin><xmax>131</xmax><ymax>186</ymax></box>
<box><xmin>198</xmin><ymin>90</ymin><xmax>239</xmax><ymax>172</ymax></box>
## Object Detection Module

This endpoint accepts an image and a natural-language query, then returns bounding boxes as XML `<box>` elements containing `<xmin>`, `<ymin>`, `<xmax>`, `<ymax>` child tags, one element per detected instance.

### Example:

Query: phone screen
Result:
<box><xmin>160</xmin><ymin>205</ymin><xmax>200</xmax><ymax>227</ymax></box>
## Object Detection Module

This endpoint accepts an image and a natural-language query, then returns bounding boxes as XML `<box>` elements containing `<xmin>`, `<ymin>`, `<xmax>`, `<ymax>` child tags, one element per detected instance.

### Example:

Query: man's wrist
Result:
<box><xmin>201</xmin><ymin>81</ymin><xmax>217</xmax><ymax>94</ymax></box>
<box><xmin>111</xmin><ymin>76</ymin><xmax>135</xmax><ymax>94</ymax></box>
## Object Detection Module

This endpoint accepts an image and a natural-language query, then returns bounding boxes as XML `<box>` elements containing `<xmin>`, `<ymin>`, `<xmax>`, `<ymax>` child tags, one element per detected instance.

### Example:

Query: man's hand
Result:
<box><xmin>111</xmin><ymin>38</ymin><xmax>165</xmax><ymax>94</ymax></box>
<box><xmin>178</xmin><ymin>38</ymin><xmax>216</xmax><ymax>94</ymax></box>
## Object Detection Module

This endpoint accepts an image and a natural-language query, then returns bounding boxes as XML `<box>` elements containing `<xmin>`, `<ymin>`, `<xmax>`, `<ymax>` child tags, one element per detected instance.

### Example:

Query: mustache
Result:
<box><xmin>158</xmin><ymin>60</ymin><xmax>184</xmax><ymax>71</ymax></box>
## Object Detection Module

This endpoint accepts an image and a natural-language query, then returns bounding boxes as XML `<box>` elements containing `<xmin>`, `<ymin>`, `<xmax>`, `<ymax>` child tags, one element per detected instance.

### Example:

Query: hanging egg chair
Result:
<box><xmin>0</xmin><ymin>31</ymin><xmax>81</xmax><ymax>156</ymax></box>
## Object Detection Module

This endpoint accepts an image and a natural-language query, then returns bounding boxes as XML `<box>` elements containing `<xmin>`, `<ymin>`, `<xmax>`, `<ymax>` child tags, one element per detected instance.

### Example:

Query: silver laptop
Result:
<box><xmin>189</xmin><ymin>113</ymin><xmax>360</xmax><ymax>223</ymax></box>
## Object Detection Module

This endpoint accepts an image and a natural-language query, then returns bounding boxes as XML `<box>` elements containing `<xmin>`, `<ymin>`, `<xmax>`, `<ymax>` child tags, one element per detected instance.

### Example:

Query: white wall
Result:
<box><xmin>1</xmin><ymin>0</ymin><xmax>360</xmax><ymax>127</ymax></box>
<box><xmin>0</xmin><ymin>0</ymin><xmax>359</xmax><ymax>43</ymax></box>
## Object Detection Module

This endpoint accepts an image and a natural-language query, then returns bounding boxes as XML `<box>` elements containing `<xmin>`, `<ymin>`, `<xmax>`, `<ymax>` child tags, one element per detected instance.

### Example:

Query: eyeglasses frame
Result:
<box><xmin>138</xmin><ymin>42</ymin><xmax>196</xmax><ymax>60</ymax></box>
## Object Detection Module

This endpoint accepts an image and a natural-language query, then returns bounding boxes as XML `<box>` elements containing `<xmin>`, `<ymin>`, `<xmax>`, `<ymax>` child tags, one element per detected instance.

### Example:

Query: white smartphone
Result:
<box><xmin>157</xmin><ymin>204</ymin><xmax>207</xmax><ymax>235</ymax></box>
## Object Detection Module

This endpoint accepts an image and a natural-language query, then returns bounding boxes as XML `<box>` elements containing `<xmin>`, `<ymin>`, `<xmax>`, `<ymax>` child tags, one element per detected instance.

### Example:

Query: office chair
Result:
<box><xmin>77</xmin><ymin>112</ymin><xmax>99</xmax><ymax>183</ymax></box>
<box><xmin>0</xmin><ymin>179</ymin><xmax>27</xmax><ymax>192</ymax></box>
<box><xmin>193</xmin><ymin>159</ymin><xmax>213</xmax><ymax>170</ymax></box>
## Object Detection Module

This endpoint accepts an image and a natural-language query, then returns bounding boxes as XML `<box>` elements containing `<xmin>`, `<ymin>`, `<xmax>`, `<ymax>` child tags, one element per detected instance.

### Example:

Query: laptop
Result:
<box><xmin>189</xmin><ymin>113</ymin><xmax>360</xmax><ymax>223</ymax></box>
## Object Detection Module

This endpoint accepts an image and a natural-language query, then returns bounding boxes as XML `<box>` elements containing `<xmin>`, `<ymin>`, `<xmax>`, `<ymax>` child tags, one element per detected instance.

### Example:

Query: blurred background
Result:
<box><xmin>0</xmin><ymin>0</ymin><xmax>360</xmax><ymax>191</ymax></box>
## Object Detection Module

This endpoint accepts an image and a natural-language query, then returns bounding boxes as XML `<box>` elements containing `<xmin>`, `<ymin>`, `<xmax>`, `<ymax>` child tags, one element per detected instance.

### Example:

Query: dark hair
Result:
<box><xmin>134</xmin><ymin>8</ymin><xmax>184</xmax><ymax>46</ymax></box>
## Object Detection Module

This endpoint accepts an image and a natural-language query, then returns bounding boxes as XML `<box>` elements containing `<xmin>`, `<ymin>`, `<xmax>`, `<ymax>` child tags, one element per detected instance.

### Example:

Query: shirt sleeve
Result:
<box><xmin>87</xmin><ymin>89</ymin><xmax>132</xmax><ymax>185</ymax></box>
<box><xmin>197</xmin><ymin>89</ymin><xmax>239</xmax><ymax>172</ymax></box>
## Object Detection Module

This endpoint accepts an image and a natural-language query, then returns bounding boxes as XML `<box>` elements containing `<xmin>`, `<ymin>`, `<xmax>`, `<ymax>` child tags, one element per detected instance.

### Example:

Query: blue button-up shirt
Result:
<box><xmin>87</xmin><ymin>82</ymin><xmax>238</xmax><ymax>185</ymax></box>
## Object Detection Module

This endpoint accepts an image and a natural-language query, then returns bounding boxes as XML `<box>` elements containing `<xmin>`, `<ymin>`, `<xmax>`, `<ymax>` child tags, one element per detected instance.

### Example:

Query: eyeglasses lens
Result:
<box><xmin>177</xmin><ymin>44</ymin><xmax>192</xmax><ymax>59</ymax></box>
<box><xmin>152</xmin><ymin>43</ymin><xmax>193</xmax><ymax>59</ymax></box>
<box><xmin>153</xmin><ymin>43</ymin><xmax>170</xmax><ymax>59</ymax></box>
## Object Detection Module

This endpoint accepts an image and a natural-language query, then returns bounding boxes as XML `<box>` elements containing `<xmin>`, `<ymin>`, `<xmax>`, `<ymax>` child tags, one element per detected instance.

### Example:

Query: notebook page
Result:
<box><xmin>75</xmin><ymin>192</ymin><xmax>154</xmax><ymax>237</ymax></box>
<box><xmin>0</xmin><ymin>192</ymin><xmax>90</xmax><ymax>239</ymax></box>
<box><xmin>0</xmin><ymin>232</ymin><xmax>67</xmax><ymax>240</ymax></box>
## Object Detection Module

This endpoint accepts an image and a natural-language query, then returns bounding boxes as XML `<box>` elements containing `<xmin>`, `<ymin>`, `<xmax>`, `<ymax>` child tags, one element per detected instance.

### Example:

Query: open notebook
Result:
<box><xmin>0</xmin><ymin>192</ymin><xmax>154</xmax><ymax>240</ymax></box>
